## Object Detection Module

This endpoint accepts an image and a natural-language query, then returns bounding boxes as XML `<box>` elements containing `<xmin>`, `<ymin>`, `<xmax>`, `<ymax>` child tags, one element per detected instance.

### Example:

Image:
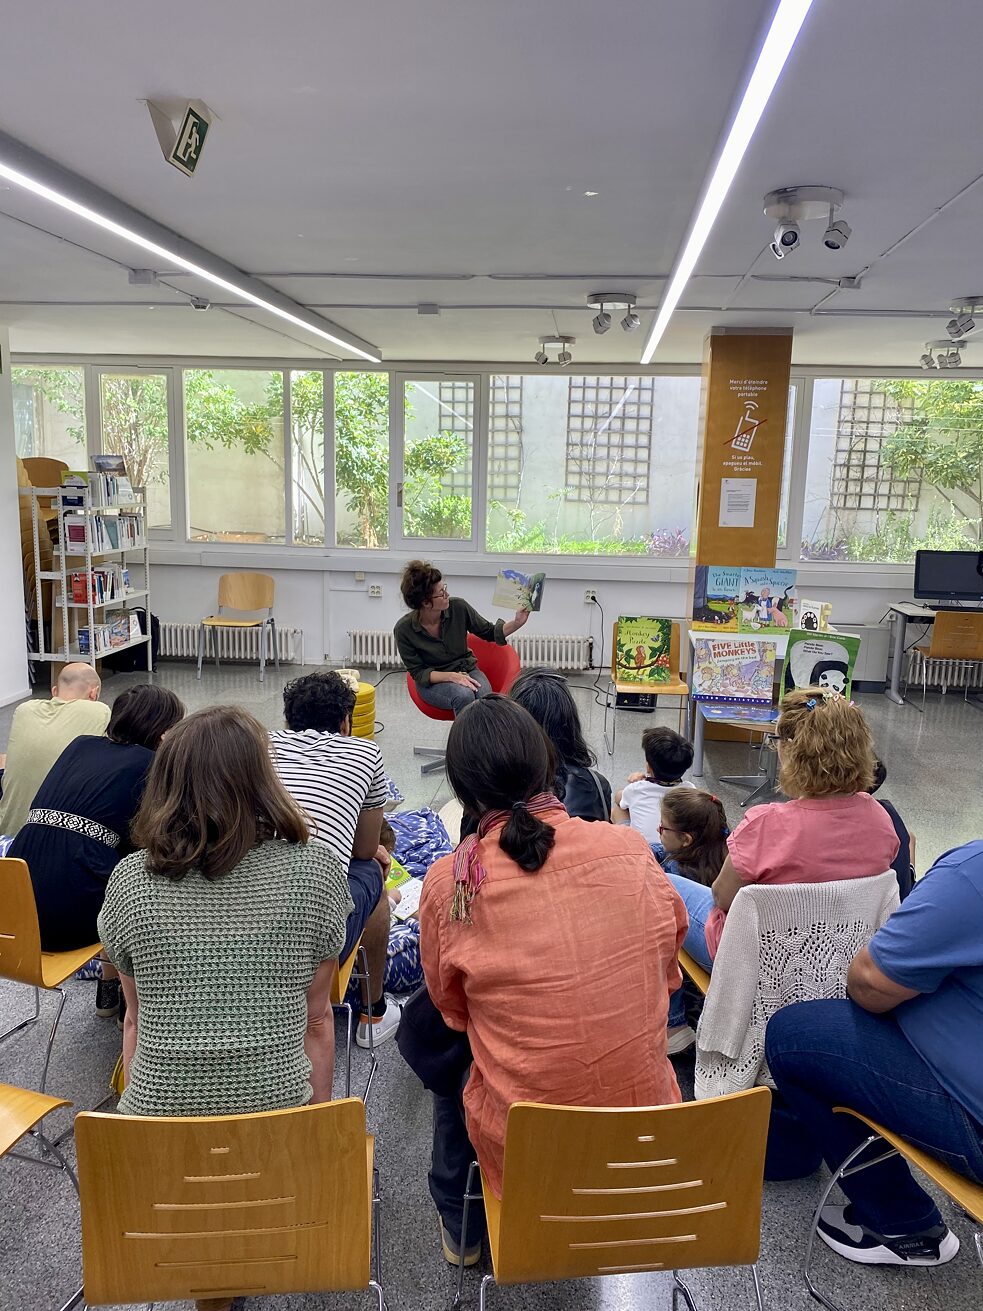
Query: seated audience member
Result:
<box><xmin>460</xmin><ymin>667</ymin><xmax>612</xmax><ymax>839</ymax></box>
<box><xmin>419</xmin><ymin>695</ymin><xmax>687</xmax><ymax>1265</ymax></box>
<box><xmin>0</xmin><ymin>663</ymin><xmax>110</xmax><ymax>837</ymax></box>
<box><xmin>612</xmin><ymin>726</ymin><xmax>695</xmax><ymax>841</ymax></box>
<box><xmin>98</xmin><ymin>707</ymin><xmax>351</xmax><ymax>1121</ymax></box>
<box><xmin>651</xmin><ymin>788</ymin><xmax>730</xmax><ymax>1052</ymax></box>
<box><xmin>9</xmin><ymin>684</ymin><xmax>184</xmax><ymax>1020</ymax></box>
<box><xmin>269</xmin><ymin>671</ymin><xmax>400</xmax><ymax>1046</ymax></box>
<box><xmin>869</xmin><ymin>758</ymin><xmax>914</xmax><ymax>899</ymax></box>
<box><xmin>666</xmin><ymin>689</ymin><xmax>900</xmax><ymax>972</ymax></box>
<box><xmin>394</xmin><ymin>559</ymin><xmax>528</xmax><ymax>717</ymax></box>
<box><xmin>765</xmin><ymin>838</ymin><xmax>983</xmax><ymax>1268</ymax></box>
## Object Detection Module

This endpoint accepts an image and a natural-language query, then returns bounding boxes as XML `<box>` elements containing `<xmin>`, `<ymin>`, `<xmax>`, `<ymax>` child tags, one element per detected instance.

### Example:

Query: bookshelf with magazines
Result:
<box><xmin>19</xmin><ymin>473</ymin><xmax>152</xmax><ymax>671</ymax></box>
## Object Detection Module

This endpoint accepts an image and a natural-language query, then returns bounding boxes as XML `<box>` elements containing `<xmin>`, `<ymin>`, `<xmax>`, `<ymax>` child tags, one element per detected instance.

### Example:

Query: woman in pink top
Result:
<box><xmin>420</xmin><ymin>695</ymin><xmax>687</xmax><ymax>1266</ymax></box>
<box><xmin>665</xmin><ymin>688</ymin><xmax>899</xmax><ymax>971</ymax></box>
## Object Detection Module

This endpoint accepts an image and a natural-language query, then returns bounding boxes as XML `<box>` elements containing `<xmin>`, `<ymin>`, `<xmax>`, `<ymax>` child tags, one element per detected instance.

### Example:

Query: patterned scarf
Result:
<box><xmin>450</xmin><ymin>791</ymin><xmax>563</xmax><ymax>924</ymax></box>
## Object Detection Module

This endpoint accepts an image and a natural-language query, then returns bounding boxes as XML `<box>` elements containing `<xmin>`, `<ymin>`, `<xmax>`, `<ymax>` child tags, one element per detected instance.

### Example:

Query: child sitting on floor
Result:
<box><xmin>612</xmin><ymin>725</ymin><xmax>695</xmax><ymax>843</ymax></box>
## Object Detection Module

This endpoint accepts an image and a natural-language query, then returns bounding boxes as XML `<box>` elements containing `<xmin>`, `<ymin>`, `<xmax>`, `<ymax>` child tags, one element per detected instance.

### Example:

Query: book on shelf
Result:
<box><xmin>492</xmin><ymin>568</ymin><xmax>546</xmax><ymax>612</ymax></box>
<box><xmin>692</xmin><ymin>566</ymin><xmax>797</xmax><ymax>634</ymax></box>
<box><xmin>691</xmin><ymin>566</ymin><xmax>741</xmax><ymax>631</ymax></box>
<box><xmin>67</xmin><ymin>563</ymin><xmax>133</xmax><ymax>605</ymax></box>
<box><xmin>614</xmin><ymin>616</ymin><xmax>673</xmax><ymax>685</ymax></box>
<box><xmin>781</xmin><ymin>629</ymin><xmax>862</xmax><ymax>701</ymax></box>
<box><xmin>60</xmin><ymin>511</ymin><xmax>143</xmax><ymax>554</ymax></box>
<box><xmin>691</xmin><ymin>636</ymin><xmax>777</xmax><ymax>704</ymax></box>
<box><xmin>92</xmin><ymin>454</ymin><xmax>128</xmax><ymax>476</ymax></box>
<box><xmin>793</xmin><ymin>598</ymin><xmax>832</xmax><ymax>632</ymax></box>
<box><xmin>59</xmin><ymin>470</ymin><xmax>89</xmax><ymax>507</ymax></box>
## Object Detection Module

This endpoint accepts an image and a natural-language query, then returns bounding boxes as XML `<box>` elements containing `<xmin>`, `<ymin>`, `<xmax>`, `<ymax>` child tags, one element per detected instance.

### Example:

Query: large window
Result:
<box><xmin>12</xmin><ymin>366</ymin><xmax>86</xmax><ymax>468</ymax></box>
<box><xmin>486</xmin><ymin>374</ymin><xmax>698</xmax><ymax>555</ymax></box>
<box><xmin>184</xmin><ymin>369</ymin><xmax>283</xmax><ymax>543</ymax></box>
<box><xmin>290</xmin><ymin>370</ymin><xmax>325</xmax><ymax>546</ymax></box>
<box><xmin>100</xmin><ymin>371</ymin><xmax>172</xmax><ymax>530</ymax></box>
<box><xmin>333</xmin><ymin>371</ymin><xmax>390</xmax><ymax>548</ymax></box>
<box><xmin>801</xmin><ymin>377</ymin><xmax>983</xmax><ymax>563</ymax></box>
<box><xmin>402</xmin><ymin>377</ymin><xmax>474</xmax><ymax>541</ymax></box>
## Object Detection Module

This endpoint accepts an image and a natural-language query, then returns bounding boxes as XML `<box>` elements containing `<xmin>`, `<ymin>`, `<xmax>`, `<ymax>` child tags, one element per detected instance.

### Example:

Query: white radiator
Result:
<box><xmin>349</xmin><ymin>629</ymin><xmax>593</xmax><ymax>672</ymax></box>
<box><xmin>906</xmin><ymin>650</ymin><xmax>983</xmax><ymax>690</ymax></box>
<box><xmin>159</xmin><ymin>621</ymin><xmax>304</xmax><ymax>664</ymax></box>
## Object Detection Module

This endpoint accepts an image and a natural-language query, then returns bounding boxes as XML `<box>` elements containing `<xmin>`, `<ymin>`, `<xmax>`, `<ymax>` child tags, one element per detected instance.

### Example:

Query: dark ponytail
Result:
<box><xmin>445</xmin><ymin>696</ymin><xmax>557</xmax><ymax>873</ymax></box>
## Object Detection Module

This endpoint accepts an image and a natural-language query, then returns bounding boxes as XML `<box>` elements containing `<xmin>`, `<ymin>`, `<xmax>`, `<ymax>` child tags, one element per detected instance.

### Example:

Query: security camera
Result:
<box><xmin>189</xmin><ymin>295</ymin><xmax>211</xmax><ymax>311</ymax></box>
<box><xmin>773</xmin><ymin>220</ymin><xmax>800</xmax><ymax>252</ymax></box>
<box><xmin>822</xmin><ymin>220</ymin><xmax>852</xmax><ymax>250</ymax></box>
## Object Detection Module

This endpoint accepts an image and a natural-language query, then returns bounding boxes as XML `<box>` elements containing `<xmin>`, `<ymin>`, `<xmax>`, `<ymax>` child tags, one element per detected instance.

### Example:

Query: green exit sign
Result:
<box><xmin>168</xmin><ymin>106</ymin><xmax>210</xmax><ymax>176</ymax></box>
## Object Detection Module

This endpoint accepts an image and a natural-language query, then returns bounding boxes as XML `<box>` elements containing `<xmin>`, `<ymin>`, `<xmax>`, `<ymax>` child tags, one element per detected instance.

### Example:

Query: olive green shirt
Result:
<box><xmin>395</xmin><ymin>598</ymin><xmax>505</xmax><ymax>686</ymax></box>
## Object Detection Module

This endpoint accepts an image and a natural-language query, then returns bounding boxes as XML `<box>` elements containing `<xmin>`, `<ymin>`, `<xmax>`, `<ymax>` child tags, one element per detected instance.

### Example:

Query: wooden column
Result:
<box><xmin>691</xmin><ymin>327</ymin><xmax>793</xmax><ymax>569</ymax></box>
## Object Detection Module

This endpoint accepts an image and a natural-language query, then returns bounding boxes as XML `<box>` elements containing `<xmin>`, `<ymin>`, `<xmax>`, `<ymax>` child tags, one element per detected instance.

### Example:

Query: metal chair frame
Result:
<box><xmin>196</xmin><ymin>572</ymin><xmax>279</xmax><ymax>683</ymax></box>
<box><xmin>334</xmin><ymin>943</ymin><xmax>380</xmax><ymax>1103</ymax></box>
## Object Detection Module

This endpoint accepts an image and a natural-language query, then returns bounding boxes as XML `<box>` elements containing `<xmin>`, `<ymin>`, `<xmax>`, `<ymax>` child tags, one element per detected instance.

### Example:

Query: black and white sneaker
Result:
<box><xmin>95</xmin><ymin>977</ymin><xmax>120</xmax><ymax>1017</ymax></box>
<box><xmin>818</xmin><ymin>1203</ymin><xmax>960</xmax><ymax>1266</ymax></box>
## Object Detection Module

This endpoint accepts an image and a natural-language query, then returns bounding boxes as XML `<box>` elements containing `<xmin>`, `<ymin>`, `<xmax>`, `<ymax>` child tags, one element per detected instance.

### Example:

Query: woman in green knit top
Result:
<box><xmin>98</xmin><ymin>704</ymin><xmax>354</xmax><ymax>1123</ymax></box>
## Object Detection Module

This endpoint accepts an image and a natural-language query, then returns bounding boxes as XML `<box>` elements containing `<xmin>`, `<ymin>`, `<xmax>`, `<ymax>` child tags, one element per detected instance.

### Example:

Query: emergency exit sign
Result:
<box><xmin>168</xmin><ymin>105</ymin><xmax>209</xmax><ymax>176</ymax></box>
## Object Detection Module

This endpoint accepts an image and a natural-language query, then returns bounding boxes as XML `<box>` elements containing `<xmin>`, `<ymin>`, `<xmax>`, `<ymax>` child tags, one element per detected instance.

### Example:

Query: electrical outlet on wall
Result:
<box><xmin>369</xmin><ymin>584</ymin><xmax>383</xmax><ymax>598</ymax></box>
<box><xmin>584</xmin><ymin>589</ymin><xmax>597</xmax><ymax>604</ymax></box>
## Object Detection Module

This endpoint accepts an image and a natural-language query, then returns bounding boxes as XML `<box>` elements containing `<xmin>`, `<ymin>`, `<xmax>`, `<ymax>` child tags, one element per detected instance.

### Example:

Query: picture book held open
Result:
<box><xmin>691</xmin><ymin>636</ymin><xmax>776</xmax><ymax>704</ymax></box>
<box><xmin>492</xmin><ymin>568</ymin><xmax>546</xmax><ymax>612</ymax></box>
<box><xmin>614</xmin><ymin>617</ymin><xmax>672</xmax><ymax>685</ymax></box>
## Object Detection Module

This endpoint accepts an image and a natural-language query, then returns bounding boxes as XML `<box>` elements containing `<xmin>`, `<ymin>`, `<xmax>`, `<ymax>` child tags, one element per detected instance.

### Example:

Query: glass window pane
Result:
<box><xmin>777</xmin><ymin>383</ymin><xmax>797</xmax><ymax>550</ymax></box>
<box><xmin>184</xmin><ymin>369</ymin><xmax>283</xmax><ymax>543</ymax></box>
<box><xmin>334</xmin><ymin>371</ymin><xmax>390</xmax><ymax>548</ymax></box>
<box><xmin>486</xmin><ymin>374</ymin><xmax>698</xmax><ymax>556</ymax></box>
<box><xmin>100</xmin><ymin>372</ymin><xmax>171</xmax><ymax>530</ymax></box>
<box><xmin>12</xmin><ymin>366</ymin><xmax>87</xmax><ymax>468</ymax></box>
<box><xmin>800</xmin><ymin>377</ymin><xmax>982</xmax><ymax>564</ymax></box>
<box><xmin>403</xmin><ymin>379</ymin><xmax>473</xmax><ymax>541</ymax></box>
<box><xmin>290</xmin><ymin>370</ymin><xmax>324</xmax><ymax>546</ymax></box>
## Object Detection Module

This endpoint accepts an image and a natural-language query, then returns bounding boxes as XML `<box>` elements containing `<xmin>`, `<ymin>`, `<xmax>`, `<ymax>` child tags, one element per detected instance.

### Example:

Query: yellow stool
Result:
<box><xmin>351</xmin><ymin>682</ymin><xmax>376</xmax><ymax>740</ymax></box>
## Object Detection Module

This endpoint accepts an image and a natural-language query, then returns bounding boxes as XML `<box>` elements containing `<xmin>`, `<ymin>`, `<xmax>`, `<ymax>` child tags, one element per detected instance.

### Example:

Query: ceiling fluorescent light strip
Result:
<box><xmin>0</xmin><ymin>157</ymin><xmax>380</xmax><ymax>363</ymax></box>
<box><xmin>640</xmin><ymin>0</ymin><xmax>815</xmax><ymax>364</ymax></box>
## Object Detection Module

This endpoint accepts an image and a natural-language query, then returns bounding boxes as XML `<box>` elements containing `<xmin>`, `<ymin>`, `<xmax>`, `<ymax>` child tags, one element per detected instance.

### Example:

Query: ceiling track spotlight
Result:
<box><xmin>536</xmin><ymin>335</ymin><xmax>576</xmax><ymax>366</ymax></box>
<box><xmin>947</xmin><ymin>299</ymin><xmax>982</xmax><ymax>338</ymax></box>
<box><xmin>763</xmin><ymin>186</ymin><xmax>849</xmax><ymax>260</ymax></box>
<box><xmin>923</xmin><ymin>339</ymin><xmax>965</xmax><ymax>370</ymax></box>
<box><xmin>587</xmin><ymin>292</ymin><xmax>639</xmax><ymax>334</ymax></box>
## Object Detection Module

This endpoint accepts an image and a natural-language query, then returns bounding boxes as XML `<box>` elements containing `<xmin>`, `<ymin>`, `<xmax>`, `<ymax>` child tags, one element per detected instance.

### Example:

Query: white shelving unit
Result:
<box><xmin>21</xmin><ymin>484</ymin><xmax>153</xmax><ymax>671</ymax></box>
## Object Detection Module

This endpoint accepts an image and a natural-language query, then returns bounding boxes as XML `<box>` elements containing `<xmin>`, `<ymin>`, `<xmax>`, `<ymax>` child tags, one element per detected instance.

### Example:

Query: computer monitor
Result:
<box><xmin>913</xmin><ymin>549</ymin><xmax>983</xmax><ymax>602</ymax></box>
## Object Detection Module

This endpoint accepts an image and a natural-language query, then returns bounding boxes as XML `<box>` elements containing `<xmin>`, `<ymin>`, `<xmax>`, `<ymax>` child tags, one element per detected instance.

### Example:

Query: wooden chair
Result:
<box><xmin>679</xmin><ymin>948</ymin><xmax>711</xmax><ymax>998</ymax></box>
<box><xmin>0</xmin><ymin>858</ymin><xmax>102</xmax><ymax>1095</ymax></box>
<box><xmin>331</xmin><ymin>941</ymin><xmax>378</xmax><ymax>1102</ymax></box>
<box><xmin>604</xmin><ymin>620</ymin><xmax>689</xmax><ymax>755</ymax></box>
<box><xmin>803</xmin><ymin>1107</ymin><xmax>983</xmax><ymax>1309</ymax></box>
<box><xmin>454</xmin><ymin>1088</ymin><xmax>772</xmax><ymax>1311</ymax></box>
<box><xmin>406</xmin><ymin>634</ymin><xmax>521</xmax><ymax>775</ymax></box>
<box><xmin>60</xmin><ymin>1098</ymin><xmax>384</xmax><ymax>1311</ymax></box>
<box><xmin>197</xmin><ymin>572</ymin><xmax>279</xmax><ymax>682</ymax></box>
<box><xmin>906</xmin><ymin>610</ymin><xmax>983</xmax><ymax>710</ymax></box>
<box><xmin>0</xmin><ymin>1082</ymin><xmax>78</xmax><ymax>1194</ymax></box>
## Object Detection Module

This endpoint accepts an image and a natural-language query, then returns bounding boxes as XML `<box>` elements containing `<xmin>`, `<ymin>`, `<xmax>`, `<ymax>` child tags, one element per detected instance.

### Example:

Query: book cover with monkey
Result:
<box><xmin>614</xmin><ymin>617</ymin><xmax>672</xmax><ymax>685</ymax></box>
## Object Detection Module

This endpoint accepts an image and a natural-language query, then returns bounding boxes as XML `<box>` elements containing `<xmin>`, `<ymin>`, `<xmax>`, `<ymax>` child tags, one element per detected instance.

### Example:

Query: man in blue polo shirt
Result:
<box><xmin>765</xmin><ymin>839</ymin><xmax>983</xmax><ymax>1266</ymax></box>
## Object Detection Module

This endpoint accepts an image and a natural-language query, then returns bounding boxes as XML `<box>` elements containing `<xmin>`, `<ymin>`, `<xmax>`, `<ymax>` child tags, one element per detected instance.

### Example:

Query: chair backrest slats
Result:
<box><xmin>75</xmin><ymin>1098</ymin><xmax>371</xmax><ymax>1305</ymax></box>
<box><xmin>217</xmin><ymin>572</ymin><xmax>275</xmax><ymax>613</ymax></box>
<box><xmin>0</xmin><ymin>859</ymin><xmax>44</xmax><ymax>987</ymax></box>
<box><xmin>493</xmin><ymin>1090</ymin><xmax>770</xmax><ymax>1284</ymax></box>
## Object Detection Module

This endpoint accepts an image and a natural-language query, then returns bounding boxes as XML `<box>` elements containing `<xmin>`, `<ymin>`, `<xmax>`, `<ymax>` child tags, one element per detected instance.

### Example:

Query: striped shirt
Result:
<box><xmin>269</xmin><ymin>729</ymin><xmax>387</xmax><ymax>864</ymax></box>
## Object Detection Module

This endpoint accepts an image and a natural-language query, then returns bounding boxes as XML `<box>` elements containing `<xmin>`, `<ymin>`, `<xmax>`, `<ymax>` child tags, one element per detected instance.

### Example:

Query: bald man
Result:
<box><xmin>0</xmin><ymin>664</ymin><xmax>111</xmax><ymax>837</ymax></box>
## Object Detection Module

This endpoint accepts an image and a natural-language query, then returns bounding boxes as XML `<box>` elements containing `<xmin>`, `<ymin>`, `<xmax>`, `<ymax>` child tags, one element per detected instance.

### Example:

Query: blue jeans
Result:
<box><xmin>417</xmin><ymin>668</ymin><xmax>493</xmax><ymax>716</ymax></box>
<box><xmin>766</xmin><ymin>999</ymin><xmax>983</xmax><ymax>1235</ymax></box>
<box><xmin>664</xmin><ymin>872</ymin><xmax>714</xmax><ymax>1027</ymax></box>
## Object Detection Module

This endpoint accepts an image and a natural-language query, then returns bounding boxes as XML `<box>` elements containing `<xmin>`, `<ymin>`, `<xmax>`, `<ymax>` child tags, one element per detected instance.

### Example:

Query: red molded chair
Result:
<box><xmin>407</xmin><ymin>634</ymin><xmax>521</xmax><ymax>775</ymax></box>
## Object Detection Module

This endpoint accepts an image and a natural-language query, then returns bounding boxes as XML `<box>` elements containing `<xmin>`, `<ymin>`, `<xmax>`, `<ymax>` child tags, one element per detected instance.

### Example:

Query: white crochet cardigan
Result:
<box><xmin>694</xmin><ymin>871</ymin><xmax>900</xmax><ymax>1101</ymax></box>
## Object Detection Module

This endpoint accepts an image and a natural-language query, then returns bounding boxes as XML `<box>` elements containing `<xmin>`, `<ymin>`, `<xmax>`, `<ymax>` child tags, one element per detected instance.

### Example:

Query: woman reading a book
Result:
<box><xmin>419</xmin><ymin>695</ymin><xmax>686</xmax><ymax>1264</ymax></box>
<box><xmin>394</xmin><ymin>559</ymin><xmax>529</xmax><ymax>716</ymax></box>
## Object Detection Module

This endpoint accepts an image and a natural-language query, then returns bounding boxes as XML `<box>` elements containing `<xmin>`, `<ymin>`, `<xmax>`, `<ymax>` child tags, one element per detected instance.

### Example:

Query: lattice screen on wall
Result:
<box><xmin>436</xmin><ymin>377</ymin><xmax>524</xmax><ymax>500</ymax></box>
<box><xmin>564</xmin><ymin>376</ymin><xmax>655</xmax><ymax>503</ymax></box>
<box><xmin>830</xmin><ymin>379</ymin><xmax>921</xmax><ymax>512</ymax></box>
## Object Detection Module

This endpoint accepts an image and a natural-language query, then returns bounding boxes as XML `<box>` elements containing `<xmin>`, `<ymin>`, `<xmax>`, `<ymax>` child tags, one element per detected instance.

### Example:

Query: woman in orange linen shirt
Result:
<box><xmin>419</xmin><ymin>695</ymin><xmax>687</xmax><ymax>1264</ymax></box>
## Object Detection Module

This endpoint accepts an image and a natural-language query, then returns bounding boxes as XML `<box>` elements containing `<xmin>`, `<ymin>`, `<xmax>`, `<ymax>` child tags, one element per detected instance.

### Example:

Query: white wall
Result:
<box><xmin>0</xmin><ymin>328</ymin><xmax>32</xmax><ymax>705</ymax></box>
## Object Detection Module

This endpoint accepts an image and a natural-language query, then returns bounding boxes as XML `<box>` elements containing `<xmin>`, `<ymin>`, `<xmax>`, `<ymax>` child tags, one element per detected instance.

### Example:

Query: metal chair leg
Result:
<box><xmin>0</xmin><ymin>985</ymin><xmax>40</xmax><ymax>1044</ymax></box>
<box><xmin>478</xmin><ymin>1275</ymin><xmax>495</xmax><ymax>1311</ymax></box>
<box><xmin>372</xmin><ymin>1164</ymin><xmax>384</xmax><ymax>1290</ymax></box>
<box><xmin>750</xmin><ymin>1262</ymin><xmax>766</xmax><ymax>1311</ymax></box>
<box><xmin>56</xmin><ymin>1288</ymin><xmax>85</xmax><ymax>1311</ymax></box>
<box><xmin>270</xmin><ymin>617</ymin><xmax>280</xmax><ymax>673</ymax></box>
<box><xmin>259</xmin><ymin>620</ymin><xmax>267</xmax><ymax>683</ymax></box>
<box><xmin>975</xmin><ymin>1230</ymin><xmax>982</xmax><ymax>1267</ymax></box>
<box><xmin>354</xmin><ymin>945</ymin><xmax>378</xmax><ymax>1104</ymax></box>
<box><xmin>213</xmin><ymin>624</ymin><xmax>220</xmax><ymax>671</ymax></box>
<box><xmin>802</xmin><ymin>1132</ymin><xmax>888</xmax><ymax>1311</ymax></box>
<box><xmin>39</xmin><ymin>987</ymin><xmax>68</xmax><ymax>1096</ymax></box>
<box><xmin>196</xmin><ymin>623</ymin><xmax>205</xmax><ymax>679</ymax></box>
<box><xmin>453</xmin><ymin>1160</ymin><xmax>481</xmax><ymax>1310</ymax></box>
<box><xmin>671</xmin><ymin>1271</ymin><xmax>701</xmax><ymax>1311</ymax></box>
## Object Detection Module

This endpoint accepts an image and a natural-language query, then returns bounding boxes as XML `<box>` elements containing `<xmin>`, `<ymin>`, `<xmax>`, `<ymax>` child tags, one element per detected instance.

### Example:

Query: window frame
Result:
<box><xmin>14</xmin><ymin>353</ymin><xmax>983</xmax><ymax>578</ymax></box>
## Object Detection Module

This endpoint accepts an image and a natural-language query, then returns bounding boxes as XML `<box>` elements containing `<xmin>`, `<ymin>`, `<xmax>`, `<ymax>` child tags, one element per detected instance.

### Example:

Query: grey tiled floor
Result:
<box><xmin>2</xmin><ymin>661</ymin><xmax>981</xmax><ymax>1311</ymax></box>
